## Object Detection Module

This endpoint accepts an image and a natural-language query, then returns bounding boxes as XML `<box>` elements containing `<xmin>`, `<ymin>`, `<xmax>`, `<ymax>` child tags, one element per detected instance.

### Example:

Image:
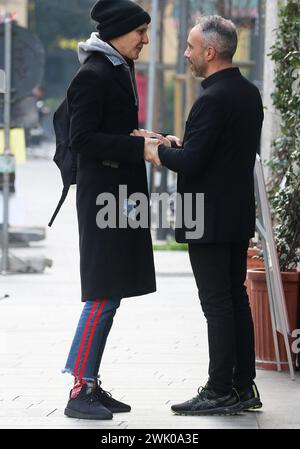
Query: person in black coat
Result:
<box><xmin>62</xmin><ymin>0</ymin><xmax>162</xmax><ymax>421</ymax></box>
<box><xmin>140</xmin><ymin>15</ymin><xmax>264</xmax><ymax>416</ymax></box>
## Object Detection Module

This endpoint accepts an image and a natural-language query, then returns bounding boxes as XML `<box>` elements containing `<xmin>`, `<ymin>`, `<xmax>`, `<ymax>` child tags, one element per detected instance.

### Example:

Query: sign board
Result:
<box><xmin>254</xmin><ymin>155</ymin><xmax>295</xmax><ymax>380</ymax></box>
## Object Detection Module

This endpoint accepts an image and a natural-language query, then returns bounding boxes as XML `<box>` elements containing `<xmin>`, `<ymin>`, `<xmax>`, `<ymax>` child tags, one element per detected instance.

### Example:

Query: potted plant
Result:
<box><xmin>247</xmin><ymin>0</ymin><xmax>300</xmax><ymax>371</ymax></box>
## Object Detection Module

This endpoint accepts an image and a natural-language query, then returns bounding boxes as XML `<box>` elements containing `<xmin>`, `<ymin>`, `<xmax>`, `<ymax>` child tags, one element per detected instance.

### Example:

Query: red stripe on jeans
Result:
<box><xmin>78</xmin><ymin>298</ymin><xmax>107</xmax><ymax>380</ymax></box>
<box><xmin>73</xmin><ymin>300</ymin><xmax>100</xmax><ymax>379</ymax></box>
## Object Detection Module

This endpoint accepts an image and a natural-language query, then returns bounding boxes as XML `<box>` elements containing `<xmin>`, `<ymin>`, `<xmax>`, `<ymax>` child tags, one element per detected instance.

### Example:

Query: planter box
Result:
<box><xmin>247</xmin><ymin>269</ymin><xmax>300</xmax><ymax>371</ymax></box>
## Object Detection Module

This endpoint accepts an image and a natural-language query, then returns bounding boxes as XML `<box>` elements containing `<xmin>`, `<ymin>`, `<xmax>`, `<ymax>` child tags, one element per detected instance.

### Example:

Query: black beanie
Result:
<box><xmin>91</xmin><ymin>0</ymin><xmax>151</xmax><ymax>42</ymax></box>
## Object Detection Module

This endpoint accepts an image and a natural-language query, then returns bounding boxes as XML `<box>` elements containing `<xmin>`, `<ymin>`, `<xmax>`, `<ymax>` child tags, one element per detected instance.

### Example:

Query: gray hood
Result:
<box><xmin>78</xmin><ymin>32</ymin><xmax>127</xmax><ymax>66</ymax></box>
<box><xmin>78</xmin><ymin>33</ymin><xmax>139</xmax><ymax>108</ymax></box>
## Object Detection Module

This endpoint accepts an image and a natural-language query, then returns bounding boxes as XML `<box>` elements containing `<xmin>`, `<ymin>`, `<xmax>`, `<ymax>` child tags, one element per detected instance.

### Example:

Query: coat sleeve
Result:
<box><xmin>69</xmin><ymin>70</ymin><xmax>144</xmax><ymax>163</ymax></box>
<box><xmin>158</xmin><ymin>95</ymin><xmax>226</xmax><ymax>176</ymax></box>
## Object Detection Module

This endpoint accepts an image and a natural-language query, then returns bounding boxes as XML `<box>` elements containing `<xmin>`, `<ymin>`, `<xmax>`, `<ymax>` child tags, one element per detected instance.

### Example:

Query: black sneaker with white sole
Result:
<box><xmin>171</xmin><ymin>385</ymin><xmax>243</xmax><ymax>416</ymax></box>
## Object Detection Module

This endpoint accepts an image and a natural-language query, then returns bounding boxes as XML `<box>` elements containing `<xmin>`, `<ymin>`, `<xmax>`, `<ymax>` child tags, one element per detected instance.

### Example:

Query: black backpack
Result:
<box><xmin>48</xmin><ymin>97</ymin><xmax>77</xmax><ymax>227</ymax></box>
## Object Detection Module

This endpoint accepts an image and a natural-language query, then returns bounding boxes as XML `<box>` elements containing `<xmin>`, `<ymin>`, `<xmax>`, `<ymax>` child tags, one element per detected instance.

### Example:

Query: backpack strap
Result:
<box><xmin>48</xmin><ymin>185</ymin><xmax>71</xmax><ymax>227</ymax></box>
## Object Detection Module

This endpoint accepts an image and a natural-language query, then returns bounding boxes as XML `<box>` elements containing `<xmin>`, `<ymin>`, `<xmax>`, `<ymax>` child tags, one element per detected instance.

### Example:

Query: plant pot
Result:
<box><xmin>247</xmin><ymin>269</ymin><xmax>300</xmax><ymax>371</ymax></box>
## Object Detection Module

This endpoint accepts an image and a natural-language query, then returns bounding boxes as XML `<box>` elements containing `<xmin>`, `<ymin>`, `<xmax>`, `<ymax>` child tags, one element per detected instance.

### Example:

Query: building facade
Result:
<box><xmin>0</xmin><ymin>0</ymin><xmax>28</xmax><ymax>27</ymax></box>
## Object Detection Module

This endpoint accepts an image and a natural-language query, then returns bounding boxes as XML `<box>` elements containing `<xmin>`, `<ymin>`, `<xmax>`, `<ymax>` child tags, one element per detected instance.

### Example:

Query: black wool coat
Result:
<box><xmin>158</xmin><ymin>67</ymin><xmax>264</xmax><ymax>244</ymax></box>
<box><xmin>68</xmin><ymin>52</ymin><xmax>156</xmax><ymax>301</ymax></box>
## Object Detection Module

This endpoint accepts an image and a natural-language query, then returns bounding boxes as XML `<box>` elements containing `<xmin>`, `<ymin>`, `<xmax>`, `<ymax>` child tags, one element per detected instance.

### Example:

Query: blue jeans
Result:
<box><xmin>62</xmin><ymin>297</ymin><xmax>121</xmax><ymax>381</ymax></box>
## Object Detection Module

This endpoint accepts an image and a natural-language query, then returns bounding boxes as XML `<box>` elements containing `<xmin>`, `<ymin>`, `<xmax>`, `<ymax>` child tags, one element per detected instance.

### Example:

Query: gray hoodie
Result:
<box><xmin>78</xmin><ymin>32</ymin><xmax>138</xmax><ymax>107</ymax></box>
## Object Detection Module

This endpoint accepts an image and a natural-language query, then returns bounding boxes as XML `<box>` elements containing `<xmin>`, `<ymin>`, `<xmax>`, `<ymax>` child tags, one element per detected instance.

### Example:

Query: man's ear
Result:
<box><xmin>206</xmin><ymin>47</ymin><xmax>217</xmax><ymax>61</ymax></box>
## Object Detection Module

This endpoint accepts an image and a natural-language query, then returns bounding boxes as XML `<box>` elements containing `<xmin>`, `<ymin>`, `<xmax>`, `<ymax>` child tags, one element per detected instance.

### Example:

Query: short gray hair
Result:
<box><xmin>196</xmin><ymin>15</ymin><xmax>238</xmax><ymax>61</ymax></box>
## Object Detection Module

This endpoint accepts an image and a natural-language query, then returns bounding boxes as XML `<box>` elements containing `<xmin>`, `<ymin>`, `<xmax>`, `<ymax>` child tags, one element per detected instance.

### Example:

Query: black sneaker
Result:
<box><xmin>236</xmin><ymin>382</ymin><xmax>263</xmax><ymax>411</ymax></box>
<box><xmin>64</xmin><ymin>384</ymin><xmax>113</xmax><ymax>420</ymax></box>
<box><xmin>94</xmin><ymin>382</ymin><xmax>131</xmax><ymax>413</ymax></box>
<box><xmin>171</xmin><ymin>385</ymin><xmax>243</xmax><ymax>416</ymax></box>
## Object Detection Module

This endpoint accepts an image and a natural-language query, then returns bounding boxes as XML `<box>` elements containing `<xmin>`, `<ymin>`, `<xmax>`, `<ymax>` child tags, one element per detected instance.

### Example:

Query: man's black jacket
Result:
<box><xmin>158</xmin><ymin>67</ymin><xmax>264</xmax><ymax>244</ymax></box>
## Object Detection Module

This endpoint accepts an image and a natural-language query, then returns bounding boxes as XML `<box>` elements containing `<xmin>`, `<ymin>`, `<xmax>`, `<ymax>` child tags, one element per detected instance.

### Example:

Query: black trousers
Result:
<box><xmin>188</xmin><ymin>240</ymin><xmax>256</xmax><ymax>394</ymax></box>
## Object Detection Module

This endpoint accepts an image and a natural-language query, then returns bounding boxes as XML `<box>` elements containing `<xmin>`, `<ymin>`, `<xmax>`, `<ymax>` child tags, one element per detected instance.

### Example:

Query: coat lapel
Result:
<box><xmin>114</xmin><ymin>65</ymin><xmax>137</xmax><ymax>105</ymax></box>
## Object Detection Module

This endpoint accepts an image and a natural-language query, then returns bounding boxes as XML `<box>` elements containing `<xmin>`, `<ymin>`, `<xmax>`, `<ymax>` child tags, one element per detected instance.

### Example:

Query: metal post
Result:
<box><xmin>146</xmin><ymin>0</ymin><xmax>159</xmax><ymax>190</ymax></box>
<box><xmin>0</xmin><ymin>15</ymin><xmax>51</xmax><ymax>276</ymax></box>
<box><xmin>1</xmin><ymin>16</ymin><xmax>12</xmax><ymax>274</ymax></box>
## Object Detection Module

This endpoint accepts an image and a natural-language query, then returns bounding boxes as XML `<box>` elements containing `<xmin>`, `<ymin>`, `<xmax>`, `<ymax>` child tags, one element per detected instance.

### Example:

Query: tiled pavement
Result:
<box><xmin>0</xmin><ymin>158</ymin><xmax>299</xmax><ymax>429</ymax></box>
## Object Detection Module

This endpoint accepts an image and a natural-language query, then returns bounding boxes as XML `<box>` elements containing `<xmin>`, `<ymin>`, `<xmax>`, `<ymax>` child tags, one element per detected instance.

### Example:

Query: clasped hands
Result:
<box><xmin>130</xmin><ymin>129</ymin><xmax>182</xmax><ymax>167</ymax></box>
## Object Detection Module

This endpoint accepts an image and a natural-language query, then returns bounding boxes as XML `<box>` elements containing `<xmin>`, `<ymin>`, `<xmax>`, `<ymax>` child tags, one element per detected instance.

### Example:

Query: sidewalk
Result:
<box><xmin>0</xmin><ymin>156</ymin><xmax>299</xmax><ymax>429</ymax></box>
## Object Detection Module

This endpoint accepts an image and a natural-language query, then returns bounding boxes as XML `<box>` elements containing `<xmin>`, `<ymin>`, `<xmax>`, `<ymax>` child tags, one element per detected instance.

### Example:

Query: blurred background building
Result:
<box><xmin>0</xmin><ymin>0</ymin><xmax>268</xmax><ymax>137</ymax></box>
<box><xmin>0</xmin><ymin>0</ymin><xmax>28</xmax><ymax>26</ymax></box>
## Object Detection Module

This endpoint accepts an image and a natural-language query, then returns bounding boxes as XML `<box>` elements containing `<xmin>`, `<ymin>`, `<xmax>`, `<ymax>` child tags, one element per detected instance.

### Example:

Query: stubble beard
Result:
<box><xmin>190</xmin><ymin>59</ymin><xmax>206</xmax><ymax>78</ymax></box>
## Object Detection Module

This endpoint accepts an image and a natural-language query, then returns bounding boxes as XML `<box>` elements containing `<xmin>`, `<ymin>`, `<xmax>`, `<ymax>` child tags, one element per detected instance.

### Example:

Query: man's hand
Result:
<box><xmin>165</xmin><ymin>135</ymin><xmax>182</xmax><ymax>148</ymax></box>
<box><xmin>131</xmin><ymin>129</ymin><xmax>172</xmax><ymax>147</ymax></box>
<box><xmin>144</xmin><ymin>138</ymin><xmax>161</xmax><ymax>166</ymax></box>
<box><xmin>131</xmin><ymin>128</ymin><xmax>158</xmax><ymax>139</ymax></box>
